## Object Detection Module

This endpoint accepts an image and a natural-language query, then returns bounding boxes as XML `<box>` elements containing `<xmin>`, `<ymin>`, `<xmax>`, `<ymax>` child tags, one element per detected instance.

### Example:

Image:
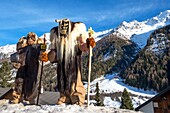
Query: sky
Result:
<box><xmin>0</xmin><ymin>0</ymin><xmax>170</xmax><ymax>46</ymax></box>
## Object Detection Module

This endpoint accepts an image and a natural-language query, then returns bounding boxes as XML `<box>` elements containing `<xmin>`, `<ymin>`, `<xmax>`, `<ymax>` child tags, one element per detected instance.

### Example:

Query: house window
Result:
<box><xmin>154</xmin><ymin>102</ymin><xmax>159</xmax><ymax>108</ymax></box>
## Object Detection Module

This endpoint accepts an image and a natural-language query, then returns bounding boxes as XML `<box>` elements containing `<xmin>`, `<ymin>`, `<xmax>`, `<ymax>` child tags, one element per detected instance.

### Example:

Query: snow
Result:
<box><xmin>1</xmin><ymin>10</ymin><xmax>170</xmax><ymax>113</ymax></box>
<box><xmin>147</xmin><ymin>33</ymin><xmax>169</xmax><ymax>52</ymax></box>
<box><xmin>0</xmin><ymin>100</ymin><xmax>143</xmax><ymax>113</ymax></box>
<box><xmin>0</xmin><ymin>72</ymin><xmax>154</xmax><ymax>112</ymax></box>
<box><xmin>102</xmin><ymin>52</ymin><xmax>112</xmax><ymax>61</ymax></box>
<box><xmin>94</xmin><ymin>29</ymin><xmax>113</xmax><ymax>42</ymax></box>
<box><xmin>132</xmin><ymin>96</ymin><xmax>148</xmax><ymax>108</ymax></box>
<box><xmin>88</xmin><ymin>74</ymin><xmax>156</xmax><ymax>96</ymax></box>
<box><xmin>0</xmin><ymin>44</ymin><xmax>16</xmax><ymax>54</ymax></box>
<box><xmin>114</xmin><ymin>10</ymin><xmax>170</xmax><ymax>48</ymax></box>
<box><xmin>0</xmin><ymin>44</ymin><xmax>16</xmax><ymax>59</ymax></box>
<box><xmin>1</xmin><ymin>10</ymin><xmax>170</xmax><ymax>55</ymax></box>
<box><xmin>131</xmin><ymin>30</ymin><xmax>153</xmax><ymax>48</ymax></box>
<box><xmin>103</xmin><ymin>97</ymin><xmax>121</xmax><ymax>108</ymax></box>
<box><xmin>84</xmin><ymin>73</ymin><xmax>156</xmax><ymax>109</ymax></box>
<box><xmin>0</xmin><ymin>31</ymin><xmax>103</xmax><ymax>56</ymax></box>
<box><xmin>39</xmin><ymin>33</ymin><xmax>51</xmax><ymax>49</ymax></box>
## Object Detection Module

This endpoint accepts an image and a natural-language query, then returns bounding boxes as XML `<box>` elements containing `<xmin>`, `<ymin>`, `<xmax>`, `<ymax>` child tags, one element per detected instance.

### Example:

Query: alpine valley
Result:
<box><xmin>0</xmin><ymin>10</ymin><xmax>170</xmax><ymax>109</ymax></box>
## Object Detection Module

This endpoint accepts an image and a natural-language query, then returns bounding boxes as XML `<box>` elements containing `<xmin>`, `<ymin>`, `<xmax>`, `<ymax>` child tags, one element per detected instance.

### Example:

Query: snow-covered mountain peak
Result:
<box><xmin>115</xmin><ymin>20</ymin><xmax>150</xmax><ymax>40</ymax></box>
<box><xmin>113</xmin><ymin>10</ymin><xmax>170</xmax><ymax>48</ymax></box>
<box><xmin>39</xmin><ymin>33</ymin><xmax>50</xmax><ymax>40</ymax></box>
<box><xmin>94</xmin><ymin>29</ymin><xmax>113</xmax><ymax>41</ymax></box>
<box><xmin>116</xmin><ymin>10</ymin><xmax>170</xmax><ymax>36</ymax></box>
<box><xmin>119</xmin><ymin>20</ymin><xmax>143</xmax><ymax>29</ymax></box>
<box><xmin>146</xmin><ymin>10</ymin><xmax>170</xmax><ymax>25</ymax></box>
<box><xmin>1</xmin><ymin>10</ymin><xmax>170</xmax><ymax>56</ymax></box>
<box><xmin>157</xmin><ymin>10</ymin><xmax>170</xmax><ymax>20</ymax></box>
<box><xmin>0</xmin><ymin>44</ymin><xmax>16</xmax><ymax>55</ymax></box>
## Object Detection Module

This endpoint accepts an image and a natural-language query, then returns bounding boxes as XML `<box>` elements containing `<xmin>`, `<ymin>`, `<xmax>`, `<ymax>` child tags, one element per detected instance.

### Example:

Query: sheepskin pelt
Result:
<box><xmin>13</xmin><ymin>34</ymin><xmax>43</xmax><ymax>101</ymax></box>
<box><xmin>50</xmin><ymin>20</ymin><xmax>86</xmax><ymax>94</ymax></box>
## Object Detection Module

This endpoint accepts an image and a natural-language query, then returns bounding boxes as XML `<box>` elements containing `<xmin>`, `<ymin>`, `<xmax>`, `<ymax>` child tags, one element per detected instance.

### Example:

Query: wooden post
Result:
<box><xmin>36</xmin><ymin>34</ymin><xmax>46</xmax><ymax>105</ymax></box>
<box><xmin>87</xmin><ymin>46</ymin><xmax>92</xmax><ymax>107</ymax></box>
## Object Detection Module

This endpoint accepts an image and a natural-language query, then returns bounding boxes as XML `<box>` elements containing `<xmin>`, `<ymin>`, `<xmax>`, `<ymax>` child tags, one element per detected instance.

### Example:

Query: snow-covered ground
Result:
<box><xmin>84</xmin><ymin>73</ymin><xmax>156</xmax><ymax>108</ymax></box>
<box><xmin>1</xmin><ymin>72</ymin><xmax>153</xmax><ymax>112</ymax></box>
<box><xmin>88</xmin><ymin>74</ymin><xmax>156</xmax><ymax>96</ymax></box>
<box><xmin>0</xmin><ymin>72</ymin><xmax>154</xmax><ymax>113</ymax></box>
<box><xmin>0</xmin><ymin>100</ymin><xmax>143</xmax><ymax>113</ymax></box>
<box><xmin>0</xmin><ymin>67</ymin><xmax>155</xmax><ymax>112</ymax></box>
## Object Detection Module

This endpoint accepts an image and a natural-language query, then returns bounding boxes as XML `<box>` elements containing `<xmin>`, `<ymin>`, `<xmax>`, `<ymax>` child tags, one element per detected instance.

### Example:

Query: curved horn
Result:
<box><xmin>55</xmin><ymin>19</ymin><xmax>61</xmax><ymax>23</ymax></box>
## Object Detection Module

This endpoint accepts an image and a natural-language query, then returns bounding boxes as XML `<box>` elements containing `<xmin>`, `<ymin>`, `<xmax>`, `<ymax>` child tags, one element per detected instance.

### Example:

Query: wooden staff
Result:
<box><xmin>87</xmin><ymin>45</ymin><xmax>92</xmax><ymax>107</ymax></box>
<box><xmin>36</xmin><ymin>34</ymin><xmax>46</xmax><ymax>105</ymax></box>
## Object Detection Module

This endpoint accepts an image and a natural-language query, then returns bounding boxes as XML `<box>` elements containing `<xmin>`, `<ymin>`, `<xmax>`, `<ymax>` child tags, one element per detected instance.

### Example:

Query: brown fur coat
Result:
<box><xmin>49</xmin><ymin>21</ymin><xmax>86</xmax><ymax>95</ymax></box>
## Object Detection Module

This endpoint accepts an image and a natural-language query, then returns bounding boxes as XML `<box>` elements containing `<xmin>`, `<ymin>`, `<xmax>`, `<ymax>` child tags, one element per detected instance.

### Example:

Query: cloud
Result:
<box><xmin>87</xmin><ymin>1</ymin><xmax>155</xmax><ymax>25</ymax></box>
<box><xmin>0</xmin><ymin>0</ymin><xmax>169</xmax><ymax>46</ymax></box>
<box><xmin>0</xmin><ymin>1</ymin><xmax>60</xmax><ymax>30</ymax></box>
<box><xmin>0</xmin><ymin>18</ymin><xmax>53</xmax><ymax>30</ymax></box>
<box><xmin>0</xmin><ymin>0</ymin><xmax>154</xmax><ymax>31</ymax></box>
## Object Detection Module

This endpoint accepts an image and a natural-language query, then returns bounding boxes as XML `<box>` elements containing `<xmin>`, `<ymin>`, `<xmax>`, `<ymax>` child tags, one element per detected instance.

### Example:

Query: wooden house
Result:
<box><xmin>135</xmin><ymin>86</ymin><xmax>170</xmax><ymax>113</ymax></box>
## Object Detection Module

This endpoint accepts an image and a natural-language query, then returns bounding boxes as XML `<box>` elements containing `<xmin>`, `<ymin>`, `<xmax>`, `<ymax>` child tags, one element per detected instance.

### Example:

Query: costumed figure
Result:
<box><xmin>9</xmin><ymin>32</ymin><xmax>46</xmax><ymax>104</ymax></box>
<box><xmin>41</xmin><ymin>18</ymin><xmax>96</xmax><ymax>105</ymax></box>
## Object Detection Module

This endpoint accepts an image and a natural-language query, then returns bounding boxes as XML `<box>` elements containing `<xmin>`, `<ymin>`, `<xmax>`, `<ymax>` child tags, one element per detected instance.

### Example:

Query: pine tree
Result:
<box><xmin>0</xmin><ymin>61</ymin><xmax>12</xmax><ymax>87</ymax></box>
<box><xmin>95</xmin><ymin>82</ymin><xmax>103</xmax><ymax>106</ymax></box>
<box><xmin>120</xmin><ymin>88</ymin><xmax>134</xmax><ymax>110</ymax></box>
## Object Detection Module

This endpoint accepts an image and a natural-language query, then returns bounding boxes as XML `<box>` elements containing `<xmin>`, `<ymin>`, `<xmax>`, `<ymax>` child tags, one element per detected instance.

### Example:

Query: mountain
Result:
<box><xmin>120</xmin><ymin>25</ymin><xmax>170</xmax><ymax>92</ymax></box>
<box><xmin>81</xmin><ymin>33</ymin><xmax>140</xmax><ymax>81</ymax></box>
<box><xmin>0</xmin><ymin>10</ymin><xmax>170</xmax><ymax>106</ymax></box>
<box><xmin>81</xmin><ymin>10</ymin><xmax>170</xmax><ymax>81</ymax></box>
<box><xmin>113</xmin><ymin>10</ymin><xmax>170</xmax><ymax>48</ymax></box>
<box><xmin>0</xmin><ymin>44</ymin><xmax>16</xmax><ymax>60</ymax></box>
<box><xmin>0</xmin><ymin>10</ymin><xmax>170</xmax><ymax>111</ymax></box>
<box><xmin>1</xmin><ymin>10</ymin><xmax>170</xmax><ymax>56</ymax></box>
<box><xmin>0</xmin><ymin>31</ymin><xmax>108</xmax><ymax>60</ymax></box>
<box><xmin>1</xmin><ymin>10</ymin><xmax>170</xmax><ymax>86</ymax></box>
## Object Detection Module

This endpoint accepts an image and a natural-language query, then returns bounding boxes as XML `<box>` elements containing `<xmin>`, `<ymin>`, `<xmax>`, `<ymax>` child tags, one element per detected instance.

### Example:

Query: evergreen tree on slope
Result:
<box><xmin>0</xmin><ymin>61</ymin><xmax>12</xmax><ymax>87</ymax></box>
<box><xmin>120</xmin><ymin>88</ymin><xmax>134</xmax><ymax>110</ymax></box>
<box><xmin>95</xmin><ymin>82</ymin><xmax>103</xmax><ymax>106</ymax></box>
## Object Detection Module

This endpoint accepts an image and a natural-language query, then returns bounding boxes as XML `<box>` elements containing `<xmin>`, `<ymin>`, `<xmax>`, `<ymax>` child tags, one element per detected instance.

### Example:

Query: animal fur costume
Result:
<box><xmin>9</xmin><ymin>32</ymin><xmax>44</xmax><ymax>104</ymax></box>
<box><xmin>49</xmin><ymin>19</ymin><xmax>89</xmax><ymax>105</ymax></box>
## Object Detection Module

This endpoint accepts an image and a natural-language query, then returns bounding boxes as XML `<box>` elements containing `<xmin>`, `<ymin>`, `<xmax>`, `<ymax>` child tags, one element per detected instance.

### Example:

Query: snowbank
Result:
<box><xmin>0</xmin><ymin>99</ymin><xmax>143</xmax><ymax>113</ymax></box>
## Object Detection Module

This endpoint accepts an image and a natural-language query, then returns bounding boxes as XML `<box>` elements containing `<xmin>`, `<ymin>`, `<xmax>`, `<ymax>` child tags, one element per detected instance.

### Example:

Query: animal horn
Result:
<box><xmin>55</xmin><ymin>19</ymin><xmax>61</xmax><ymax>23</ymax></box>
